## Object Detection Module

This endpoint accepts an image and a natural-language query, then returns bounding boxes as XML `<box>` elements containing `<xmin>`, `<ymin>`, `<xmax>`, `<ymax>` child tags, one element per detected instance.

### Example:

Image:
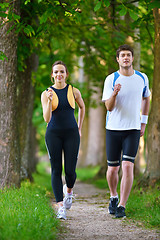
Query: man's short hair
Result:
<box><xmin>116</xmin><ymin>44</ymin><xmax>134</xmax><ymax>58</ymax></box>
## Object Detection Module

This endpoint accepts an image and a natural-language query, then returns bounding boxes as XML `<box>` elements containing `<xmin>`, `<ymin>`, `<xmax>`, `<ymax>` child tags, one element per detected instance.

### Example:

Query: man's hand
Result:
<box><xmin>140</xmin><ymin>123</ymin><xmax>146</xmax><ymax>137</ymax></box>
<box><xmin>113</xmin><ymin>84</ymin><xmax>121</xmax><ymax>96</ymax></box>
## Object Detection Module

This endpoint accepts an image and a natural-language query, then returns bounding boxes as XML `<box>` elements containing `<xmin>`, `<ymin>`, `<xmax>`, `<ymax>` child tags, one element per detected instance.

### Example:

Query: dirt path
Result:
<box><xmin>57</xmin><ymin>180</ymin><xmax>160</xmax><ymax>240</ymax></box>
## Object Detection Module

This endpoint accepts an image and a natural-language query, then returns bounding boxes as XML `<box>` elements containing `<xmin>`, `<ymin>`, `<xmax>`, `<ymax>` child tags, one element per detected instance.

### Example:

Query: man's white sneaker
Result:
<box><xmin>57</xmin><ymin>206</ymin><xmax>66</xmax><ymax>220</ymax></box>
<box><xmin>63</xmin><ymin>184</ymin><xmax>74</xmax><ymax>210</ymax></box>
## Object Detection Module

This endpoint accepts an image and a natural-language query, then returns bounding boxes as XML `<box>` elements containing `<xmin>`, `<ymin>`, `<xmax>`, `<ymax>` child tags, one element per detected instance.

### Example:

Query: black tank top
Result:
<box><xmin>47</xmin><ymin>84</ymin><xmax>78</xmax><ymax>130</ymax></box>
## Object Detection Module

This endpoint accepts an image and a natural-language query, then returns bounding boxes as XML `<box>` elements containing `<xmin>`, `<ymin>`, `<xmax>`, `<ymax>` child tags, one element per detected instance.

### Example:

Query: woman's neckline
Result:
<box><xmin>51</xmin><ymin>83</ymin><xmax>68</xmax><ymax>90</ymax></box>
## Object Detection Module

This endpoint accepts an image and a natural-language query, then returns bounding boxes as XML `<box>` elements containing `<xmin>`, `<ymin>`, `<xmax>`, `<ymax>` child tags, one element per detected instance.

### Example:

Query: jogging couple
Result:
<box><xmin>41</xmin><ymin>44</ymin><xmax>150</xmax><ymax>219</ymax></box>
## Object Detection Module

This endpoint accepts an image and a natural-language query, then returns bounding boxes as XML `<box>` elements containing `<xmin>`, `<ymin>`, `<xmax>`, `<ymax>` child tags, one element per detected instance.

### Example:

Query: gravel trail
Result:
<box><xmin>56</xmin><ymin>181</ymin><xmax>160</xmax><ymax>240</ymax></box>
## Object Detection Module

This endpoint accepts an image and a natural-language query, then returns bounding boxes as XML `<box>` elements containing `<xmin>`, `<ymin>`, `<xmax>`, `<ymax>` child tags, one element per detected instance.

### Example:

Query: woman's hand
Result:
<box><xmin>46</xmin><ymin>89</ymin><xmax>53</xmax><ymax>101</ymax></box>
<box><xmin>41</xmin><ymin>90</ymin><xmax>53</xmax><ymax>123</ymax></box>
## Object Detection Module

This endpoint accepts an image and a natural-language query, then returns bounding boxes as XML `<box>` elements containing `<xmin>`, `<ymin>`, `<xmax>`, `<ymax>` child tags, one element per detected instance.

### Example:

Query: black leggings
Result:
<box><xmin>45</xmin><ymin>127</ymin><xmax>80</xmax><ymax>203</ymax></box>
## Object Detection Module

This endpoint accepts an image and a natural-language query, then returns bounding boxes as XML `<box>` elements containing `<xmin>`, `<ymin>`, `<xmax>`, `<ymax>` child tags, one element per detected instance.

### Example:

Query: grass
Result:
<box><xmin>0</xmin><ymin>161</ymin><xmax>59</xmax><ymax>240</ymax></box>
<box><xmin>127</xmin><ymin>182</ymin><xmax>160</xmax><ymax>229</ymax></box>
<box><xmin>76</xmin><ymin>166</ymin><xmax>160</xmax><ymax>230</ymax></box>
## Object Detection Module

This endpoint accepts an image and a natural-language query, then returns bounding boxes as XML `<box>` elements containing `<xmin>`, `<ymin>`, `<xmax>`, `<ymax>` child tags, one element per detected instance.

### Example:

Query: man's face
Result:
<box><xmin>116</xmin><ymin>50</ymin><xmax>134</xmax><ymax>69</ymax></box>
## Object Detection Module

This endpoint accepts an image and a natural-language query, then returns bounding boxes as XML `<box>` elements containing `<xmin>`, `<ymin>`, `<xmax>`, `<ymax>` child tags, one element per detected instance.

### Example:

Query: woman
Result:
<box><xmin>41</xmin><ymin>61</ymin><xmax>85</xmax><ymax>220</ymax></box>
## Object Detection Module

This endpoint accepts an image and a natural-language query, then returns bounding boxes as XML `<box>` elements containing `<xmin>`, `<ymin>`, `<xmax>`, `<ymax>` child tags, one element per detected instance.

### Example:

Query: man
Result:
<box><xmin>102</xmin><ymin>44</ymin><xmax>150</xmax><ymax>218</ymax></box>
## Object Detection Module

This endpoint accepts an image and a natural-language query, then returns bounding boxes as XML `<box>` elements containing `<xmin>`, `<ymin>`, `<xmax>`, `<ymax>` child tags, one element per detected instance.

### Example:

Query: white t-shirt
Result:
<box><xmin>102</xmin><ymin>70</ymin><xmax>151</xmax><ymax>130</ymax></box>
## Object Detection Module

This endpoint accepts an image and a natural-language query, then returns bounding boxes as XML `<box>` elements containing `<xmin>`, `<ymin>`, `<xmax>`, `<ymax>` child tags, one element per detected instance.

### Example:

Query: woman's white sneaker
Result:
<box><xmin>57</xmin><ymin>206</ymin><xmax>66</xmax><ymax>220</ymax></box>
<box><xmin>63</xmin><ymin>184</ymin><xmax>74</xmax><ymax>210</ymax></box>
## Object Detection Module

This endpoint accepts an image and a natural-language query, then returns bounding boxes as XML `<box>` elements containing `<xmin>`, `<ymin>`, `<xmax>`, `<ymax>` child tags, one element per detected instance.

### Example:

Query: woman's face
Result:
<box><xmin>52</xmin><ymin>64</ymin><xmax>68</xmax><ymax>84</ymax></box>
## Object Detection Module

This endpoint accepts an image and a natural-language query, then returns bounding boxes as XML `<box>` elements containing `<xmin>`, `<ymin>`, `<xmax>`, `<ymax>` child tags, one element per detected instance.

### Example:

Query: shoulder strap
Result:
<box><xmin>48</xmin><ymin>86</ymin><xmax>54</xmax><ymax>91</ymax></box>
<box><xmin>71</xmin><ymin>85</ymin><xmax>76</xmax><ymax>99</ymax></box>
<box><xmin>67</xmin><ymin>85</ymin><xmax>75</xmax><ymax>109</ymax></box>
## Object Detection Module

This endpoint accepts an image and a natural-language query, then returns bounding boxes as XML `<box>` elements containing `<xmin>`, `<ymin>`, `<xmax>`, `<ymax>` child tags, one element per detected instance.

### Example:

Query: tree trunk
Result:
<box><xmin>133</xmin><ymin>28</ymin><xmax>142</xmax><ymax>177</ymax></box>
<box><xmin>144</xmin><ymin>8</ymin><xmax>160</xmax><ymax>184</ymax></box>
<box><xmin>16</xmin><ymin>2</ymin><xmax>39</xmax><ymax>181</ymax></box>
<box><xmin>85</xmin><ymin>85</ymin><xmax>106</xmax><ymax>166</ymax></box>
<box><xmin>76</xmin><ymin>57</ymin><xmax>106</xmax><ymax>168</ymax></box>
<box><xmin>75</xmin><ymin>57</ymin><xmax>89</xmax><ymax>167</ymax></box>
<box><xmin>17</xmin><ymin>54</ymin><xmax>38</xmax><ymax>181</ymax></box>
<box><xmin>0</xmin><ymin>0</ymin><xmax>21</xmax><ymax>187</ymax></box>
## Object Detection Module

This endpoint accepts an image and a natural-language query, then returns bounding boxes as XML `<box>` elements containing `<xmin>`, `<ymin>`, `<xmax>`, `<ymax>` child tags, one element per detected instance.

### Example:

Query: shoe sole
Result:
<box><xmin>115</xmin><ymin>215</ymin><xmax>126</xmax><ymax>218</ymax></box>
<box><xmin>57</xmin><ymin>217</ymin><xmax>66</xmax><ymax>220</ymax></box>
<box><xmin>57</xmin><ymin>214</ymin><xmax>66</xmax><ymax>220</ymax></box>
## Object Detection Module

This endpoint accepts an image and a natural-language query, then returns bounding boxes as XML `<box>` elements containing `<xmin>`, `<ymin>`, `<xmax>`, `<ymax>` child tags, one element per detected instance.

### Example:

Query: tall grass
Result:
<box><xmin>76</xmin><ymin>166</ymin><xmax>160</xmax><ymax>229</ymax></box>
<box><xmin>0</xmin><ymin>162</ymin><xmax>59</xmax><ymax>240</ymax></box>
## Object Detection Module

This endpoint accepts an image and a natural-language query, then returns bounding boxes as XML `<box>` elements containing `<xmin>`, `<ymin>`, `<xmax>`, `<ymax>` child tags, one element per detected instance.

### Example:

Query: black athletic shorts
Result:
<box><xmin>106</xmin><ymin>129</ymin><xmax>140</xmax><ymax>167</ymax></box>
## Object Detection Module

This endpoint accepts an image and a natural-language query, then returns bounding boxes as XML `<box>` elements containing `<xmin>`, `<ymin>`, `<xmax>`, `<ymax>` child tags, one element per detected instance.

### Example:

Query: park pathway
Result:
<box><xmin>57</xmin><ymin>180</ymin><xmax>160</xmax><ymax>240</ymax></box>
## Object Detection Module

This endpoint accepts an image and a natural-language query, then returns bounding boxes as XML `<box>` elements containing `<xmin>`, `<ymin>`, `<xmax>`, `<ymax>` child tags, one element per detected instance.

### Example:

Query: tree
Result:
<box><xmin>16</xmin><ymin>1</ymin><xmax>39</xmax><ymax>180</ymax></box>
<box><xmin>144</xmin><ymin>7</ymin><xmax>160</xmax><ymax>184</ymax></box>
<box><xmin>0</xmin><ymin>0</ymin><xmax>21</xmax><ymax>187</ymax></box>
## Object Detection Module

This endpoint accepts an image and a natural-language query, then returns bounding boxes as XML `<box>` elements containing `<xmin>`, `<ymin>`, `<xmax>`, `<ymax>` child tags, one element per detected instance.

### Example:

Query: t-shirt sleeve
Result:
<box><xmin>142</xmin><ymin>73</ymin><xmax>151</xmax><ymax>98</ymax></box>
<box><xmin>102</xmin><ymin>74</ymin><xmax>114</xmax><ymax>102</ymax></box>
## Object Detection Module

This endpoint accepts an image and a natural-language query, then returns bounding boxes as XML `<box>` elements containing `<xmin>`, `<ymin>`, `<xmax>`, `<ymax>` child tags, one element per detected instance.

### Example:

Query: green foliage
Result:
<box><xmin>94</xmin><ymin>1</ymin><xmax>102</xmax><ymax>12</ymax></box>
<box><xmin>104</xmin><ymin>0</ymin><xmax>110</xmax><ymax>8</ymax></box>
<box><xmin>119</xmin><ymin>5</ymin><xmax>127</xmax><ymax>16</ymax></box>
<box><xmin>0</xmin><ymin>1</ymin><xmax>20</xmax><ymax>27</ymax></box>
<box><xmin>148</xmin><ymin>0</ymin><xmax>160</xmax><ymax>10</ymax></box>
<box><xmin>0</xmin><ymin>0</ymin><xmax>155</xmax><ymax>77</ymax></box>
<box><xmin>0</xmin><ymin>51</ymin><xmax>8</xmax><ymax>61</ymax></box>
<box><xmin>23</xmin><ymin>25</ymin><xmax>35</xmax><ymax>37</ymax></box>
<box><xmin>128</xmin><ymin>9</ymin><xmax>139</xmax><ymax>21</ymax></box>
<box><xmin>24</xmin><ymin>0</ymin><xmax>31</xmax><ymax>5</ymax></box>
<box><xmin>0</xmin><ymin>163</ymin><xmax>59</xmax><ymax>240</ymax></box>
